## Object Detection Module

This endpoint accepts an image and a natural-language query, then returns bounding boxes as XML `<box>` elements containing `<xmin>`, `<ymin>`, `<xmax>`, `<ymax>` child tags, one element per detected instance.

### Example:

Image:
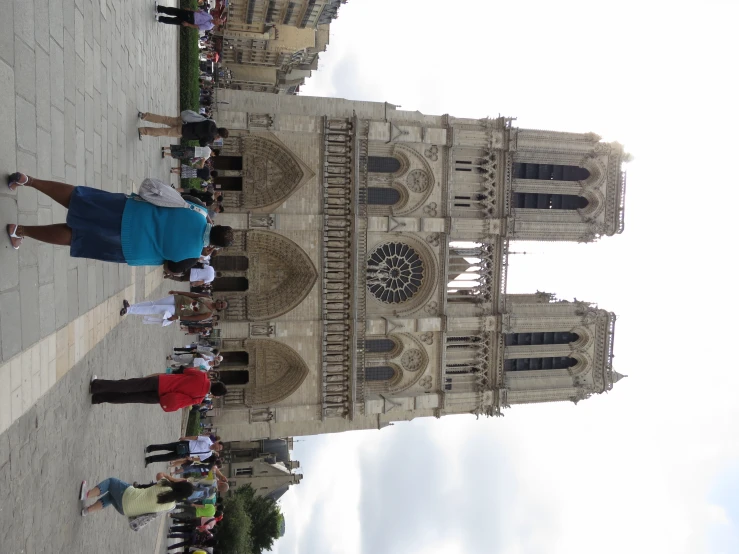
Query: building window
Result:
<box><xmin>365</xmin><ymin>339</ymin><xmax>396</xmax><ymax>353</ymax></box>
<box><xmin>365</xmin><ymin>187</ymin><xmax>401</xmax><ymax>206</ymax></box>
<box><xmin>504</xmin><ymin>356</ymin><xmax>578</xmax><ymax>371</ymax></box>
<box><xmin>513</xmin><ymin>163</ymin><xmax>590</xmax><ymax>181</ymax></box>
<box><xmin>505</xmin><ymin>332</ymin><xmax>579</xmax><ymax>346</ymax></box>
<box><xmin>368</xmin><ymin>156</ymin><xmax>401</xmax><ymax>173</ymax></box>
<box><xmin>235</xmin><ymin>467</ymin><xmax>253</xmax><ymax>476</ymax></box>
<box><xmin>513</xmin><ymin>193</ymin><xmax>589</xmax><ymax>210</ymax></box>
<box><xmin>366</xmin><ymin>366</ymin><xmax>395</xmax><ymax>381</ymax></box>
<box><xmin>367</xmin><ymin>242</ymin><xmax>425</xmax><ymax>304</ymax></box>
<box><xmin>455</xmin><ymin>160</ymin><xmax>473</xmax><ymax>172</ymax></box>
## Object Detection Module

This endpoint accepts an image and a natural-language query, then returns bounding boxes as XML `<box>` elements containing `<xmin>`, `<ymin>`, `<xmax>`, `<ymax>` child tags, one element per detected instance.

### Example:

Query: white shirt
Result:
<box><xmin>189</xmin><ymin>436</ymin><xmax>213</xmax><ymax>460</ymax></box>
<box><xmin>190</xmin><ymin>266</ymin><xmax>215</xmax><ymax>284</ymax></box>
<box><xmin>192</xmin><ymin>357</ymin><xmax>210</xmax><ymax>368</ymax></box>
<box><xmin>194</xmin><ymin>146</ymin><xmax>212</xmax><ymax>158</ymax></box>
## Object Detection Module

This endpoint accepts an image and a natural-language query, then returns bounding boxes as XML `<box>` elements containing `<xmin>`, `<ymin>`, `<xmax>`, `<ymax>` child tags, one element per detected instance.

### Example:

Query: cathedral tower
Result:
<box><xmin>205</xmin><ymin>92</ymin><xmax>628</xmax><ymax>440</ymax></box>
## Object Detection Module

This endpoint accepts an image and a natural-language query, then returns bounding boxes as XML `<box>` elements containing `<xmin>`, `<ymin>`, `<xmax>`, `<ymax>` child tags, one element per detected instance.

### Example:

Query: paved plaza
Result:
<box><xmin>0</xmin><ymin>0</ymin><xmax>192</xmax><ymax>551</ymax></box>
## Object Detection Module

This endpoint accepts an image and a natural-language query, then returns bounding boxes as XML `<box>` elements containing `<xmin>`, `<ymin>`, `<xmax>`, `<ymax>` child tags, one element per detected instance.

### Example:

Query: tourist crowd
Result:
<box><xmin>4</xmin><ymin>5</ymin><xmax>239</xmax><ymax>551</ymax></box>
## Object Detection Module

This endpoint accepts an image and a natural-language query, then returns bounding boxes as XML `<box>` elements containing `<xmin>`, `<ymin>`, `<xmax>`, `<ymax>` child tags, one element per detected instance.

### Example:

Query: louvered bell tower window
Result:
<box><xmin>504</xmin><ymin>356</ymin><xmax>578</xmax><ymax>371</ymax></box>
<box><xmin>513</xmin><ymin>163</ymin><xmax>590</xmax><ymax>181</ymax></box>
<box><xmin>505</xmin><ymin>332</ymin><xmax>579</xmax><ymax>346</ymax></box>
<box><xmin>513</xmin><ymin>193</ymin><xmax>589</xmax><ymax>210</ymax></box>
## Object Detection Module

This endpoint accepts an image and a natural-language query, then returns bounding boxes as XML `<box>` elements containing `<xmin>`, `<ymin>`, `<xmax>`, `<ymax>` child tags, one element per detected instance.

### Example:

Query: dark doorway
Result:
<box><xmin>220</xmin><ymin>351</ymin><xmax>250</xmax><ymax>367</ymax></box>
<box><xmin>212</xmin><ymin>256</ymin><xmax>249</xmax><ymax>271</ymax></box>
<box><xmin>213</xmin><ymin>156</ymin><xmax>243</xmax><ymax>170</ymax></box>
<box><xmin>213</xmin><ymin>177</ymin><xmax>243</xmax><ymax>191</ymax></box>
<box><xmin>217</xmin><ymin>369</ymin><xmax>250</xmax><ymax>385</ymax></box>
<box><xmin>212</xmin><ymin>277</ymin><xmax>249</xmax><ymax>292</ymax></box>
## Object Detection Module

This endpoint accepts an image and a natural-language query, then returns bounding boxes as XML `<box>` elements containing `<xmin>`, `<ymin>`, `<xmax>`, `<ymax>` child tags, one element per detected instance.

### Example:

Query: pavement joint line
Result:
<box><xmin>0</xmin><ymin>265</ymin><xmax>165</xmax><ymax>434</ymax></box>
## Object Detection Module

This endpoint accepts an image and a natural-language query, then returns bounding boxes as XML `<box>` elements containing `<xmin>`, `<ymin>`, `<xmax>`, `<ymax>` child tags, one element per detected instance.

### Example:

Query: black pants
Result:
<box><xmin>145</xmin><ymin>440</ymin><xmax>189</xmax><ymax>464</ymax></box>
<box><xmin>156</xmin><ymin>6</ymin><xmax>196</xmax><ymax>25</ymax></box>
<box><xmin>91</xmin><ymin>376</ymin><xmax>160</xmax><ymax>405</ymax></box>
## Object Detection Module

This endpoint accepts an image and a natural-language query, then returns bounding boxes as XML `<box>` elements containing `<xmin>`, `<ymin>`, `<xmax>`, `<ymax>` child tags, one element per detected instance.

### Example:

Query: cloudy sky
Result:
<box><xmin>271</xmin><ymin>1</ymin><xmax>739</xmax><ymax>552</ymax></box>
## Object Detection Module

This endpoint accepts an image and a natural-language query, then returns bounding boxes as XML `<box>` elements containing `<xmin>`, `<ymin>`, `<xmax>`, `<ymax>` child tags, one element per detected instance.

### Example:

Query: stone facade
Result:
<box><xmin>208</xmin><ymin>91</ymin><xmax>629</xmax><ymax>440</ymax></box>
<box><xmin>217</xmin><ymin>1</ymin><xmax>347</xmax><ymax>94</ymax></box>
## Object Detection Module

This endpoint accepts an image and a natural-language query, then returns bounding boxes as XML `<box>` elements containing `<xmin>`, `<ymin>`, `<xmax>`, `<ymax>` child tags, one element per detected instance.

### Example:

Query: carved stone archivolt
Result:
<box><xmin>217</xmin><ymin>230</ymin><xmax>318</xmax><ymax>322</ymax></box>
<box><xmin>242</xmin><ymin>133</ymin><xmax>315</xmax><ymax>210</ymax></box>
<box><xmin>241</xmin><ymin>339</ymin><xmax>310</xmax><ymax>406</ymax></box>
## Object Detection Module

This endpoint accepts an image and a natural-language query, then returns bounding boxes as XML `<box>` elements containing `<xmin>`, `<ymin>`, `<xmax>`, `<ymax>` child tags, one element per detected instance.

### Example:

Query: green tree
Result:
<box><xmin>219</xmin><ymin>485</ymin><xmax>283</xmax><ymax>554</ymax></box>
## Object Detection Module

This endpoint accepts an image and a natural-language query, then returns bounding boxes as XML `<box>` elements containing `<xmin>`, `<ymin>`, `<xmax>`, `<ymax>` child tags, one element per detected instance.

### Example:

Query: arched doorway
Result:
<box><xmin>217</xmin><ymin>370</ymin><xmax>250</xmax><ymax>386</ymax></box>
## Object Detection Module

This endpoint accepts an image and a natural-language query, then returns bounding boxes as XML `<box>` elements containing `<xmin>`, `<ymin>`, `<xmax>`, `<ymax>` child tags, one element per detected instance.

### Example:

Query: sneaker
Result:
<box><xmin>89</xmin><ymin>376</ymin><xmax>97</xmax><ymax>394</ymax></box>
<box><xmin>79</xmin><ymin>480</ymin><xmax>87</xmax><ymax>501</ymax></box>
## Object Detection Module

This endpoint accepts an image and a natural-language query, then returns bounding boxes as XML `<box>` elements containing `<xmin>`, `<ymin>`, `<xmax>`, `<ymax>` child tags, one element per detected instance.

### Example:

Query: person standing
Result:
<box><xmin>145</xmin><ymin>435</ymin><xmax>222</xmax><ymax>465</ymax></box>
<box><xmin>120</xmin><ymin>291</ymin><xmax>228</xmax><ymax>323</ymax></box>
<box><xmin>155</xmin><ymin>4</ymin><xmax>223</xmax><ymax>31</ymax></box>
<box><xmin>4</xmin><ymin>173</ymin><xmax>233</xmax><ymax>271</ymax></box>
<box><xmin>89</xmin><ymin>369</ymin><xmax>227</xmax><ymax>411</ymax></box>
<box><xmin>138</xmin><ymin>112</ymin><xmax>228</xmax><ymax>145</ymax></box>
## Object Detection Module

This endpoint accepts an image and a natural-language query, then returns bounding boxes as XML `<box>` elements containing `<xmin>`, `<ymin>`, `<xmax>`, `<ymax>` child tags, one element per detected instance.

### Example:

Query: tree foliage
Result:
<box><xmin>218</xmin><ymin>485</ymin><xmax>283</xmax><ymax>554</ymax></box>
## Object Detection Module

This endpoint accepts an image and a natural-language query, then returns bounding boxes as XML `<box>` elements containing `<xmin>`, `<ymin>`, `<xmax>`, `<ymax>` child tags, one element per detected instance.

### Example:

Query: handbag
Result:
<box><xmin>136</xmin><ymin>178</ymin><xmax>209</xmax><ymax>218</ymax></box>
<box><xmin>128</xmin><ymin>512</ymin><xmax>161</xmax><ymax>532</ymax></box>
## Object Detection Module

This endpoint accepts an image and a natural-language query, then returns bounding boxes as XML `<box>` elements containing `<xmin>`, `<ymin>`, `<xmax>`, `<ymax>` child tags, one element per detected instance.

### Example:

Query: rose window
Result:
<box><xmin>367</xmin><ymin>242</ymin><xmax>425</xmax><ymax>304</ymax></box>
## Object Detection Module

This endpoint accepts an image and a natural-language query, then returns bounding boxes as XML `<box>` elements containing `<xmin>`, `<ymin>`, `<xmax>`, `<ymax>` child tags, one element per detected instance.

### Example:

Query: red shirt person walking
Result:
<box><xmin>90</xmin><ymin>368</ymin><xmax>226</xmax><ymax>411</ymax></box>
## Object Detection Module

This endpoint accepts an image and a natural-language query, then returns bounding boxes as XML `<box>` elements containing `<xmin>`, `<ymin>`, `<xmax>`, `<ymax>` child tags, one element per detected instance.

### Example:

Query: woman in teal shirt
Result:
<box><xmin>6</xmin><ymin>173</ymin><xmax>233</xmax><ymax>272</ymax></box>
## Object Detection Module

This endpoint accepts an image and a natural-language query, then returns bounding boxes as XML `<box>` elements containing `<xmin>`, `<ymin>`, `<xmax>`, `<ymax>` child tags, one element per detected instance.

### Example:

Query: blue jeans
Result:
<box><xmin>95</xmin><ymin>478</ymin><xmax>131</xmax><ymax>515</ymax></box>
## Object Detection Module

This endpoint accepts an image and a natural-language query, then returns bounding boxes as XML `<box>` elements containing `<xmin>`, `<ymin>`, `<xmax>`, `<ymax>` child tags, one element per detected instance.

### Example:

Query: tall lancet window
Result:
<box><xmin>504</xmin><ymin>356</ymin><xmax>578</xmax><ymax>371</ymax></box>
<box><xmin>368</xmin><ymin>156</ymin><xmax>402</xmax><ymax>173</ymax></box>
<box><xmin>513</xmin><ymin>193</ymin><xmax>589</xmax><ymax>210</ymax></box>
<box><xmin>513</xmin><ymin>163</ymin><xmax>590</xmax><ymax>181</ymax></box>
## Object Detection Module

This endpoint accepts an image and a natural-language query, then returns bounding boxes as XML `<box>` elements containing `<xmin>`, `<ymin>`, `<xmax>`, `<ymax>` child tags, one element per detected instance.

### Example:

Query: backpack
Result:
<box><xmin>136</xmin><ymin>178</ymin><xmax>209</xmax><ymax>218</ymax></box>
<box><xmin>181</xmin><ymin>109</ymin><xmax>215</xmax><ymax>124</ymax></box>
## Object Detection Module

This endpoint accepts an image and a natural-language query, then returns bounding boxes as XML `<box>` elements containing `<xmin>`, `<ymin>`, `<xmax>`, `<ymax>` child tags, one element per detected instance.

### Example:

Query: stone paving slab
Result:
<box><xmin>0</xmin><ymin>0</ymin><xmax>192</xmax><ymax>551</ymax></box>
<box><xmin>0</xmin><ymin>281</ymin><xmax>187</xmax><ymax>554</ymax></box>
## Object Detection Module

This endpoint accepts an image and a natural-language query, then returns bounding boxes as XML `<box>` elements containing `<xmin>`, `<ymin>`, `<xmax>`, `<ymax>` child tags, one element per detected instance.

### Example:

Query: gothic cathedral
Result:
<box><xmin>206</xmin><ymin>92</ymin><xmax>628</xmax><ymax>440</ymax></box>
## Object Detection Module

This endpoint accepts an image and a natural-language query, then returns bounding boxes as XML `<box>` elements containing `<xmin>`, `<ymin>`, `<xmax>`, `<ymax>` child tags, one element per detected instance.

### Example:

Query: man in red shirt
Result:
<box><xmin>90</xmin><ymin>368</ymin><xmax>226</xmax><ymax>411</ymax></box>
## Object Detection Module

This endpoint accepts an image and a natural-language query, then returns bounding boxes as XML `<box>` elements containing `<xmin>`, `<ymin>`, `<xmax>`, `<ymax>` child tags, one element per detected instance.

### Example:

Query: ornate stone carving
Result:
<box><xmin>249</xmin><ymin>323</ymin><xmax>274</xmax><ymax>337</ymax></box>
<box><xmin>425</xmin><ymin>233</ymin><xmax>440</xmax><ymax>247</ymax></box>
<box><xmin>419</xmin><ymin>376</ymin><xmax>433</xmax><ymax>390</ymax></box>
<box><xmin>401</xmin><ymin>349</ymin><xmax>424</xmax><ymax>371</ymax></box>
<box><xmin>419</xmin><ymin>332</ymin><xmax>434</xmax><ymax>345</ymax></box>
<box><xmin>424</xmin><ymin>145</ymin><xmax>439</xmax><ymax>161</ymax></box>
<box><xmin>424</xmin><ymin>301</ymin><xmax>438</xmax><ymax>315</ymax></box>
<box><xmin>406</xmin><ymin>169</ymin><xmax>430</xmax><ymax>193</ymax></box>
<box><xmin>423</xmin><ymin>202</ymin><xmax>438</xmax><ymax>216</ymax></box>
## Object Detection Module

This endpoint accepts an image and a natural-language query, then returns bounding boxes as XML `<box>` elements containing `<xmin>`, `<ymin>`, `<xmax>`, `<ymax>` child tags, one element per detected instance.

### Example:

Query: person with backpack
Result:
<box><xmin>5</xmin><ymin>173</ymin><xmax>233</xmax><ymax>273</ymax></box>
<box><xmin>79</xmin><ymin>472</ymin><xmax>194</xmax><ymax>519</ymax></box>
<box><xmin>89</xmin><ymin>369</ymin><xmax>227</xmax><ymax>412</ymax></box>
<box><xmin>138</xmin><ymin>110</ymin><xmax>229</xmax><ymax>146</ymax></box>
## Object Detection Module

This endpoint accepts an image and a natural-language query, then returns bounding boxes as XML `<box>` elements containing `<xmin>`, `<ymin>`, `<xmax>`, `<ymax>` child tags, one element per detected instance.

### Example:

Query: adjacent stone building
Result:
<box><xmin>222</xmin><ymin>438</ymin><xmax>303</xmax><ymax>500</ymax></box>
<box><xmin>217</xmin><ymin>0</ymin><xmax>347</xmax><ymax>94</ymax></box>
<box><xmin>207</xmin><ymin>91</ymin><xmax>629</xmax><ymax>441</ymax></box>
